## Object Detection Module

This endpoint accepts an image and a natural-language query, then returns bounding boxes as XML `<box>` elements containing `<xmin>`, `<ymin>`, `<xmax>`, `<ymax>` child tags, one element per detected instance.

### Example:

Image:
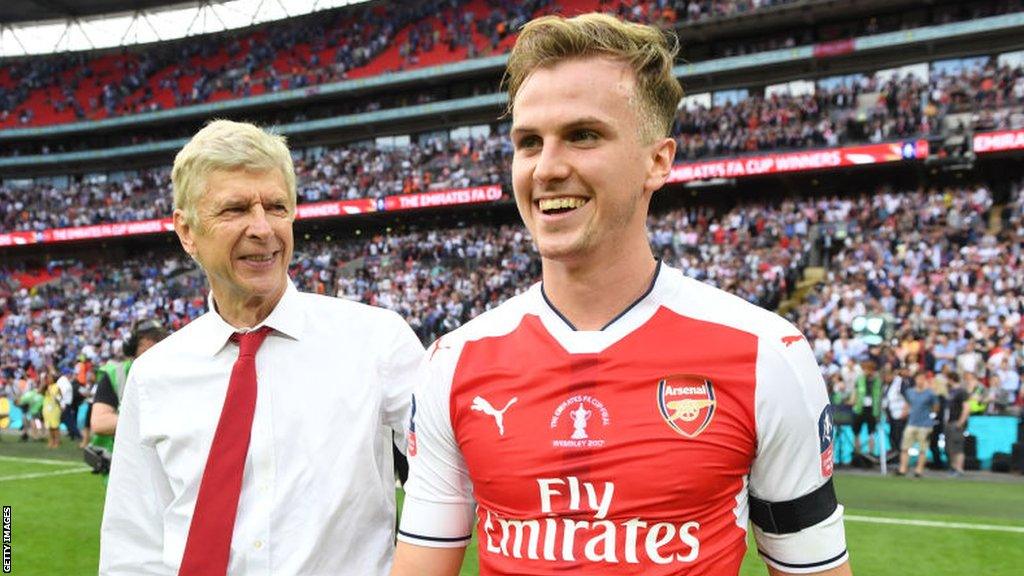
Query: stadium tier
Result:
<box><xmin>1</xmin><ymin>48</ymin><xmax>1024</xmax><ymax>235</ymax></box>
<box><xmin>3</xmin><ymin>181</ymin><xmax>1021</xmax><ymax>406</ymax></box>
<box><xmin>2</xmin><ymin>0</ymin><xmax>1022</xmax><ymax>131</ymax></box>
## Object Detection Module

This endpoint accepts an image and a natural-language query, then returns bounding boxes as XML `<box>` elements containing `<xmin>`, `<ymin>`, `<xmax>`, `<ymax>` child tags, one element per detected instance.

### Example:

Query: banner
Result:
<box><xmin>973</xmin><ymin>129</ymin><xmax>1024</xmax><ymax>153</ymax></box>
<box><xmin>669</xmin><ymin>140</ymin><xmax>928</xmax><ymax>183</ymax></box>
<box><xmin>813</xmin><ymin>39</ymin><xmax>855</xmax><ymax>59</ymax></box>
<box><xmin>295</xmin><ymin>198</ymin><xmax>377</xmax><ymax>219</ymax></box>
<box><xmin>0</xmin><ymin>230</ymin><xmax>44</xmax><ymax>247</ymax></box>
<box><xmin>0</xmin><ymin>218</ymin><xmax>173</xmax><ymax>247</ymax></box>
<box><xmin>382</xmin><ymin>184</ymin><xmax>503</xmax><ymax>211</ymax></box>
<box><xmin>0</xmin><ymin>186</ymin><xmax>503</xmax><ymax>247</ymax></box>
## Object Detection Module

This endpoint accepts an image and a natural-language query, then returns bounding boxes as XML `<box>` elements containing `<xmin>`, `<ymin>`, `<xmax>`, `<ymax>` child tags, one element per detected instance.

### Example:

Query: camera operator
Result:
<box><xmin>86</xmin><ymin>320</ymin><xmax>167</xmax><ymax>472</ymax></box>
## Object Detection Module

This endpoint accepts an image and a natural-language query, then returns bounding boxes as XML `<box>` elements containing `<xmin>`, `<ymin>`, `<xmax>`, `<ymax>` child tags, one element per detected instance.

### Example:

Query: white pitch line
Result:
<box><xmin>845</xmin><ymin>514</ymin><xmax>1024</xmax><ymax>534</ymax></box>
<box><xmin>0</xmin><ymin>467</ymin><xmax>91</xmax><ymax>482</ymax></box>
<box><xmin>0</xmin><ymin>454</ymin><xmax>83</xmax><ymax>466</ymax></box>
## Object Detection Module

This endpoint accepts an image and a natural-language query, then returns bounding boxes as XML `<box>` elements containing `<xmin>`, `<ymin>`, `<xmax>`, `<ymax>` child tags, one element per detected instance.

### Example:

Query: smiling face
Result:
<box><xmin>510</xmin><ymin>56</ymin><xmax>674</xmax><ymax>266</ymax></box>
<box><xmin>174</xmin><ymin>168</ymin><xmax>294</xmax><ymax>318</ymax></box>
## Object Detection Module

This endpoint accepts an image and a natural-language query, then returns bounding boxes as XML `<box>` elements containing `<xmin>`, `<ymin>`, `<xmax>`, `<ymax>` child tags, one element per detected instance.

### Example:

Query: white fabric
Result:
<box><xmin>56</xmin><ymin>375</ymin><xmax>73</xmax><ymax>409</ymax></box>
<box><xmin>100</xmin><ymin>281</ymin><xmax>423</xmax><ymax>575</ymax></box>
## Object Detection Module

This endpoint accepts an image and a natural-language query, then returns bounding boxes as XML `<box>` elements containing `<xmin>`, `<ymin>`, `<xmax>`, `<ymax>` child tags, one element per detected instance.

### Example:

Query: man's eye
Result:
<box><xmin>571</xmin><ymin>129</ymin><xmax>599</xmax><ymax>142</ymax></box>
<box><xmin>515</xmin><ymin>135</ymin><xmax>541</xmax><ymax>150</ymax></box>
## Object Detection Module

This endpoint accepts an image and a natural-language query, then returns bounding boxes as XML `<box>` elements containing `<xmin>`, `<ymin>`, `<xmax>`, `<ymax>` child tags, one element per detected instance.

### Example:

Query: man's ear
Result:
<box><xmin>173</xmin><ymin>209</ymin><xmax>198</xmax><ymax>259</ymax></box>
<box><xmin>644</xmin><ymin>136</ymin><xmax>676</xmax><ymax>195</ymax></box>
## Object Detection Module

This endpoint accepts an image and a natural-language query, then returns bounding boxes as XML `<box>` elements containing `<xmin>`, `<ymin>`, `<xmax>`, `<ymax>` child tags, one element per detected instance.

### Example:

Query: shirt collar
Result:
<box><xmin>200</xmin><ymin>280</ymin><xmax>305</xmax><ymax>356</ymax></box>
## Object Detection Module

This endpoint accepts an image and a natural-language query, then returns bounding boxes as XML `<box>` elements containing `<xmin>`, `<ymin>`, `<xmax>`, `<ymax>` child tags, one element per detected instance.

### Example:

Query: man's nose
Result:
<box><xmin>532</xmin><ymin>140</ymin><xmax>571</xmax><ymax>186</ymax></box>
<box><xmin>245</xmin><ymin>205</ymin><xmax>273</xmax><ymax>238</ymax></box>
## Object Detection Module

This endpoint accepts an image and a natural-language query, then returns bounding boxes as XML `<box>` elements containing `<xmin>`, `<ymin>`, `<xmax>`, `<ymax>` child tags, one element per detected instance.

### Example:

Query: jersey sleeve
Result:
<box><xmin>377</xmin><ymin>310</ymin><xmax>426</xmax><ymax>450</ymax></box>
<box><xmin>749</xmin><ymin>332</ymin><xmax>848</xmax><ymax>573</ymax></box>
<box><xmin>397</xmin><ymin>338</ymin><xmax>476</xmax><ymax>548</ymax></box>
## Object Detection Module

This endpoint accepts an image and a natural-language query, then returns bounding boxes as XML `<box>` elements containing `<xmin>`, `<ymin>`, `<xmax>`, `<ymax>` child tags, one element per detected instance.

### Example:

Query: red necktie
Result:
<box><xmin>179</xmin><ymin>326</ymin><xmax>272</xmax><ymax>575</ymax></box>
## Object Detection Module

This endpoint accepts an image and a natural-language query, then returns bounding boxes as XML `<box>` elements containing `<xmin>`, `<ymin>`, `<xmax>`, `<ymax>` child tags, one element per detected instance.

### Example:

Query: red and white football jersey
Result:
<box><xmin>399</xmin><ymin>263</ymin><xmax>847</xmax><ymax>575</ymax></box>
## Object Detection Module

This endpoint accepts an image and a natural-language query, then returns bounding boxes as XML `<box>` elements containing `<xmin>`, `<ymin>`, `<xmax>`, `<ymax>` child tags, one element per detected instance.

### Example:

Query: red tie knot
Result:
<box><xmin>231</xmin><ymin>326</ymin><xmax>273</xmax><ymax>357</ymax></box>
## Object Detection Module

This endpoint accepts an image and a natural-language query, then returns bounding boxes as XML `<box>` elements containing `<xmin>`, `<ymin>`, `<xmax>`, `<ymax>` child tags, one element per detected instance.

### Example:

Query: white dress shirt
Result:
<box><xmin>100</xmin><ymin>281</ymin><xmax>423</xmax><ymax>575</ymax></box>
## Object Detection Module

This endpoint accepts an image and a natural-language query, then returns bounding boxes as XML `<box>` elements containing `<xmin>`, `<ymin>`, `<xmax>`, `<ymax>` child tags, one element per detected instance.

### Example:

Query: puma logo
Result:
<box><xmin>471</xmin><ymin>396</ymin><xmax>518</xmax><ymax>436</ymax></box>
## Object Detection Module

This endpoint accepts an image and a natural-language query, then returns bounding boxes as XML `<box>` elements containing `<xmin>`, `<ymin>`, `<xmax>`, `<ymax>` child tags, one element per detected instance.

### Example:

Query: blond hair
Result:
<box><xmin>172</xmin><ymin>119</ymin><xmax>296</xmax><ymax>229</ymax></box>
<box><xmin>505</xmin><ymin>12</ymin><xmax>683</xmax><ymax>143</ymax></box>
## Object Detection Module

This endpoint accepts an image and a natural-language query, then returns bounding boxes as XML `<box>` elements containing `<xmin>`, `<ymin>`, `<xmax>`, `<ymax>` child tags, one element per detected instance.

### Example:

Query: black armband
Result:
<box><xmin>749</xmin><ymin>478</ymin><xmax>838</xmax><ymax>534</ymax></box>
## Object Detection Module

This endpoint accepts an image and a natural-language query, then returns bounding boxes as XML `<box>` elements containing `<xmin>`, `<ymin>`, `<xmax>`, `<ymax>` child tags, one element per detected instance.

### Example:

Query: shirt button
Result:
<box><xmin>254</xmin><ymin>540</ymin><xmax>263</xmax><ymax>550</ymax></box>
<box><xmin>259</xmin><ymin>482</ymin><xmax>269</xmax><ymax>493</ymax></box>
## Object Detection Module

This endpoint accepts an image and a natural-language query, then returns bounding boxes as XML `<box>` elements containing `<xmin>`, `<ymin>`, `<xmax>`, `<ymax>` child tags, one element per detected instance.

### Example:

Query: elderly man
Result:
<box><xmin>100</xmin><ymin>120</ymin><xmax>423</xmax><ymax>575</ymax></box>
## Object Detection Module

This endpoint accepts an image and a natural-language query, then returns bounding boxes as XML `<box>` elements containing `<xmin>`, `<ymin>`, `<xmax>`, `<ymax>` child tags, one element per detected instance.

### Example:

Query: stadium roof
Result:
<box><xmin>0</xmin><ymin>0</ymin><xmax>368</xmax><ymax>58</ymax></box>
<box><xmin>0</xmin><ymin>1</ymin><xmax>178</xmax><ymax>24</ymax></box>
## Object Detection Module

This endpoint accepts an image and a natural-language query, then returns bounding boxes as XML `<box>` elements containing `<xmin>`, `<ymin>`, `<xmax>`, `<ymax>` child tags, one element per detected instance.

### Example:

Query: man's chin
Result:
<box><xmin>536</xmin><ymin>241</ymin><xmax>589</xmax><ymax>264</ymax></box>
<box><xmin>233</xmin><ymin>275</ymin><xmax>287</xmax><ymax>302</ymax></box>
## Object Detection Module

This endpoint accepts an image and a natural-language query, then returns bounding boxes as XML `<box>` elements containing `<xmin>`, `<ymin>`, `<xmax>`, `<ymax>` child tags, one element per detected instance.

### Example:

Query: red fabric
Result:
<box><xmin>179</xmin><ymin>326</ymin><xmax>272</xmax><ymax>575</ymax></box>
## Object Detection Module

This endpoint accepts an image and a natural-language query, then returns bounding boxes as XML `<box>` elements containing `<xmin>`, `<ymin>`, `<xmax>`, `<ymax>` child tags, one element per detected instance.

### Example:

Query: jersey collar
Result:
<box><xmin>533</xmin><ymin>261</ymin><xmax>678</xmax><ymax>355</ymax></box>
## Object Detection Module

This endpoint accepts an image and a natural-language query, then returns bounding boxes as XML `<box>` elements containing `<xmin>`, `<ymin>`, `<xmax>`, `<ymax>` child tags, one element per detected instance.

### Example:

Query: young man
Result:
<box><xmin>392</xmin><ymin>13</ymin><xmax>851</xmax><ymax>576</ymax></box>
<box><xmin>898</xmin><ymin>372</ymin><xmax>937</xmax><ymax>477</ymax></box>
<box><xmin>100</xmin><ymin>120</ymin><xmax>423</xmax><ymax>575</ymax></box>
<box><xmin>944</xmin><ymin>372</ymin><xmax>975</xmax><ymax>477</ymax></box>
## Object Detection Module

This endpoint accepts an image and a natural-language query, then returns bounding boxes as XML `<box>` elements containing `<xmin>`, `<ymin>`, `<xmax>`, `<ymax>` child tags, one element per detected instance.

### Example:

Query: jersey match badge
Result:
<box><xmin>657</xmin><ymin>374</ymin><xmax>716</xmax><ymax>438</ymax></box>
<box><xmin>549</xmin><ymin>394</ymin><xmax>610</xmax><ymax>448</ymax></box>
<box><xmin>818</xmin><ymin>404</ymin><xmax>834</xmax><ymax>477</ymax></box>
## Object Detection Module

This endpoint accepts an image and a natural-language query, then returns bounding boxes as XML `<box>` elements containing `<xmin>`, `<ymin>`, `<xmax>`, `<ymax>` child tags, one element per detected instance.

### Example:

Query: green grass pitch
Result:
<box><xmin>1</xmin><ymin>438</ymin><xmax>1022</xmax><ymax>575</ymax></box>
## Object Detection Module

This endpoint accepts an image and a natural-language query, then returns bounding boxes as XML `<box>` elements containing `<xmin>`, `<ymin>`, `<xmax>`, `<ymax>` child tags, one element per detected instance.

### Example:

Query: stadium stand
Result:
<box><xmin>3</xmin><ymin>0</ymin><xmax>1022</xmax><ymax>130</ymax></box>
<box><xmin>4</xmin><ymin>51</ymin><xmax>1024</xmax><ymax>158</ymax></box>
<box><xmin>0</xmin><ymin>195</ymin><xmax>810</xmax><ymax>374</ymax></box>
<box><xmin>2</xmin><ymin>53</ymin><xmax>1023</xmax><ymax>230</ymax></box>
<box><xmin>1</xmin><ymin>0</ymin><xmax>1022</xmax><ymax>466</ymax></box>
<box><xmin>2</xmin><ymin>183</ymin><xmax>1020</xmax><ymax>403</ymax></box>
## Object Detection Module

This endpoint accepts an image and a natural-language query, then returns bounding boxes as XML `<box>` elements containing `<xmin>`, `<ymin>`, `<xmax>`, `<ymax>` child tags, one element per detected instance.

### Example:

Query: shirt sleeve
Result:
<box><xmin>749</xmin><ymin>333</ymin><xmax>848</xmax><ymax>574</ymax></box>
<box><xmin>378</xmin><ymin>310</ymin><xmax>426</xmax><ymax>452</ymax></box>
<box><xmin>397</xmin><ymin>339</ymin><xmax>476</xmax><ymax>548</ymax></box>
<box><xmin>99</xmin><ymin>366</ymin><xmax>175</xmax><ymax>575</ymax></box>
<box><xmin>93</xmin><ymin>372</ymin><xmax>119</xmax><ymax>411</ymax></box>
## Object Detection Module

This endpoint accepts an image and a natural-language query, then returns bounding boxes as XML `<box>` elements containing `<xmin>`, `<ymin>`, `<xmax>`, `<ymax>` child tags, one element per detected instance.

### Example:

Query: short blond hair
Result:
<box><xmin>505</xmin><ymin>12</ymin><xmax>683</xmax><ymax>143</ymax></box>
<box><xmin>172</xmin><ymin>119</ymin><xmax>296</xmax><ymax>229</ymax></box>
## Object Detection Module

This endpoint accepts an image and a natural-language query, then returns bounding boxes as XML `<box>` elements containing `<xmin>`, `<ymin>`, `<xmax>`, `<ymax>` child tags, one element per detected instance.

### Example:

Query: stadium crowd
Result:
<box><xmin>3</xmin><ymin>0</ymin><xmax>1022</xmax><ymax>129</ymax></box>
<box><xmin>3</xmin><ymin>54</ymin><xmax>1024</xmax><ymax>232</ymax></box>
<box><xmin>1</xmin><ymin>196</ymin><xmax>808</xmax><ymax>389</ymax></box>
<box><xmin>675</xmin><ymin>57</ymin><xmax>1024</xmax><ymax>159</ymax></box>
<box><xmin>0</xmin><ymin>132</ymin><xmax>512</xmax><ymax>231</ymax></box>
<box><xmin>7</xmin><ymin>49</ymin><xmax>1024</xmax><ymax>160</ymax></box>
<box><xmin>792</xmin><ymin>183</ymin><xmax>1024</xmax><ymax>434</ymax></box>
<box><xmin>2</xmin><ymin>183</ymin><xmax>1021</xmax><ymax>454</ymax></box>
<box><xmin>0</xmin><ymin>0</ymin><xmax>533</xmax><ymax>127</ymax></box>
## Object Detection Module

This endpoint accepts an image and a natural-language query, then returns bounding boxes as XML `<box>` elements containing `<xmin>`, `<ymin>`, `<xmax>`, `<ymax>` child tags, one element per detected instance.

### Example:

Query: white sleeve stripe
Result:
<box><xmin>760</xmin><ymin>549</ymin><xmax>849</xmax><ymax>572</ymax></box>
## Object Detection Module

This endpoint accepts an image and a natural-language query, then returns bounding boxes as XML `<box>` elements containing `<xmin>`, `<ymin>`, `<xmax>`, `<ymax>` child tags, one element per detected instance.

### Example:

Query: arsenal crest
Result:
<box><xmin>657</xmin><ymin>374</ymin><xmax>716</xmax><ymax>438</ymax></box>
